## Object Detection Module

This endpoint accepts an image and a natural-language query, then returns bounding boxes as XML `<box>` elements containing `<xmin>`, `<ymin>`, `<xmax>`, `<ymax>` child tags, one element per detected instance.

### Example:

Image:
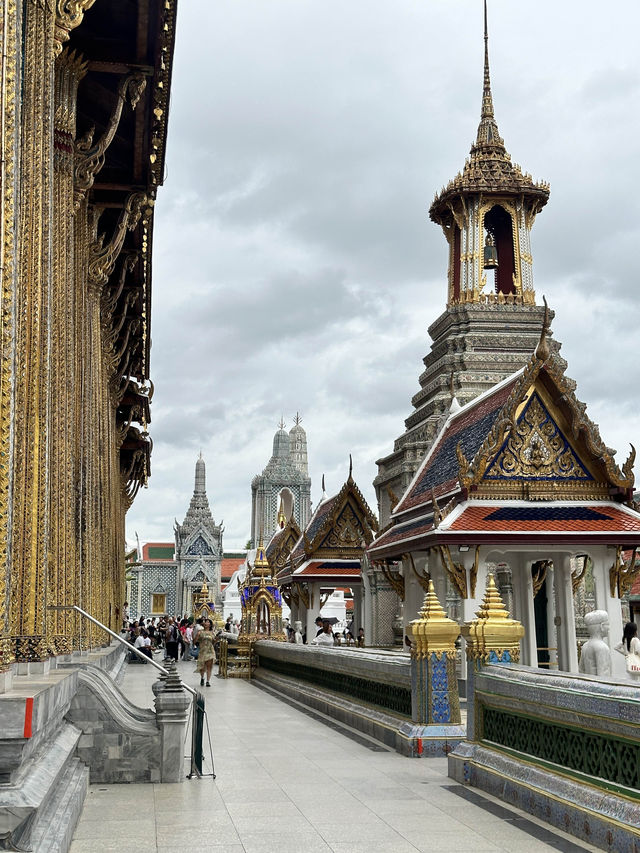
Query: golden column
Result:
<box><xmin>9</xmin><ymin>0</ymin><xmax>57</xmax><ymax>664</ymax></box>
<box><xmin>0</xmin><ymin>0</ymin><xmax>20</xmax><ymax>673</ymax></box>
<box><xmin>50</xmin><ymin>49</ymin><xmax>87</xmax><ymax>654</ymax></box>
<box><xmin>460</xmin><ymin>573</ymin><xmax>525</xmax><ymax>744</ymax></box>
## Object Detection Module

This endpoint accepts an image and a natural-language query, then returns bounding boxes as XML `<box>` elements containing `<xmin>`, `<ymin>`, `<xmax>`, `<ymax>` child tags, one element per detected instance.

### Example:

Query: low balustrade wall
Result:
<box><xmin>450</xmin><ymin>663</ymin><xmax>640</xmax><ymax>850</ymax></box>
<box><xmin>254</xmin><ymin>640</ymin><xmax>412</xmax><ymax>718</ymax></box>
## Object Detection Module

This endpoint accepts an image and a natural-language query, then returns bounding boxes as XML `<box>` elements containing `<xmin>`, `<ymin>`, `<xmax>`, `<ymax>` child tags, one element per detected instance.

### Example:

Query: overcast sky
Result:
<box><xmin>126</xmin><ymin>0</ymin><xmax>640</xmax><ymax>551</ymax></box>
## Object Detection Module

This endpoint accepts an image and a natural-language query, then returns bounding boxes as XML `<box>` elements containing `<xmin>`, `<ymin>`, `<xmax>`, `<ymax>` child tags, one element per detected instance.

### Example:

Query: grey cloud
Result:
<box><xmin>127</xmin><ymin>1</ymin><xmax>640</xmax><ymax>550</ymax></box>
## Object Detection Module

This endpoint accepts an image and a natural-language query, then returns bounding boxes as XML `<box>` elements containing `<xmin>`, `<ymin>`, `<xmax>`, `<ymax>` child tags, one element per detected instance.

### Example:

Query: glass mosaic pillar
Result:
<box><xmin>462</xmin><ymin>573</ymin><xmax>525</xmax><ymax>739</ymax></box>
<box><xmin>400</xmin><ymin>581</ymin><xmax>466</xmax><ymax>757</ymax></box>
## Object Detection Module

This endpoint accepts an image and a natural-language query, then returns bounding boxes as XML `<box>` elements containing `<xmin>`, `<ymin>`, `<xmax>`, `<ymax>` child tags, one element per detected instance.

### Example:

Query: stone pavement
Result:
<box><xmin>70</xmin><ymin>657</ymin><xmax>599</xmax><ymax>853</ymax></box>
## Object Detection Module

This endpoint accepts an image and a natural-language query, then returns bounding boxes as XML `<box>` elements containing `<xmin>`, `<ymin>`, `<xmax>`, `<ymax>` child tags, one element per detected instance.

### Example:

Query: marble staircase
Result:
<box><xmin>0</xmin><ymin>642</ymin><xmax>190</xmax><ymax>852</ymax></box>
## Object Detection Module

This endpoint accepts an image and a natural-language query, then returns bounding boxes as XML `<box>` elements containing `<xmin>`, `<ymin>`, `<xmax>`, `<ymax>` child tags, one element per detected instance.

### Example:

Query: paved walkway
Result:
<box><xmin>70</xmin><ymin>658</ymin><xmax>598</xmax><ymax>853</ymax></box>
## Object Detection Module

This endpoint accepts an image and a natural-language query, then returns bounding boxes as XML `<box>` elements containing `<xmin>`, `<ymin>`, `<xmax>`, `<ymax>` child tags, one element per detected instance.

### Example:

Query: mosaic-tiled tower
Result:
<box><xmin>174</xmin><ymin>455</ymin><xmax>223</xmax><ymax>613</ymax></box>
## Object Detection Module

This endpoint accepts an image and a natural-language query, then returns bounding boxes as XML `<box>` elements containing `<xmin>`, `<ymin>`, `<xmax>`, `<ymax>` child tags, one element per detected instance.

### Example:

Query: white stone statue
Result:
<box><xmin>579</xmin><ymin>610</ymin><xmax>612</xmax><ymax>677</ymax></box>
<box><xmin>293</xmin><ymin>620</ymin><xmax>303</xmax><ymax>644</ymax></box>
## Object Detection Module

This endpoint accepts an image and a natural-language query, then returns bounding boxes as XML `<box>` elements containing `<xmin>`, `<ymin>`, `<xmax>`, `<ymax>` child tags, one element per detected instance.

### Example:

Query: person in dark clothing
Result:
<box><xmin>165</xmin><ymin>618</ymin><xmax>179</xmax><ymax>661</ymax></box>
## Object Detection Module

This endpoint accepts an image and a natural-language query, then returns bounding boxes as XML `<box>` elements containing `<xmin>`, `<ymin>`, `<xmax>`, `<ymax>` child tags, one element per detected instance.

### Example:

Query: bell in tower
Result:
<box><xmin>483</xmin><ymin>232</ymin><xmax>498</xmax><ymax>270</ymax></box>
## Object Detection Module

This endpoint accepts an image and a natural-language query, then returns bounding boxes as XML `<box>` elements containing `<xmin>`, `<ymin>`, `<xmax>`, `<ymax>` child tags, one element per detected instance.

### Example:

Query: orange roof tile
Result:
<box><xmin>450</xmin><ymin>504</ymin><xmax>640</xmax><ymax>533</ymax></box>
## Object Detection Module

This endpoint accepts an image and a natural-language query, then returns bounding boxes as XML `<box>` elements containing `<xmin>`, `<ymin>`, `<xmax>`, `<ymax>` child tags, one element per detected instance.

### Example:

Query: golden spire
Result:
<box><xmin>474</xmin><ymin>0</ymin><xmax>505</xmax><ymax>152</ymax></box>
<box><xmin>277</xmin><ymin>496</ymin><xmax>286</xmax><ymax>529</ymax></box>
<box><xmin>252</xmin><ymin>528</ymin><xmax>271</xmax><ymax>578</ymax></box>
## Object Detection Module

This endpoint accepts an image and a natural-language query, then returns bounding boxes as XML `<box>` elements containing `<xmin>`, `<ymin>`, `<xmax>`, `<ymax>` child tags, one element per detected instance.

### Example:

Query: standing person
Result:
<box><xmin>224</xmin><ymin>615</ymin><xmax>232</xmax><ymax>632</ymax></box>
<box><xmin>165</xmin><ymin>618</ymin><xmax>179</xmax><ymax>661</ymax></box>
<box><xmin>183</xmin><ymin>620</ymin><xmax>193</xmax><ymax>661</ymax></box>
<box><xmin>615</xmin><ymin>621</ymin><xmax>640</xmax><ymax>681</ymax></box>
<box><xmin>122</xmin><ymin>601</ymin><xmax>130</xmax><ymax>631</ymax></box>
<box><xmin>195</xmin><ymin>618</ymin><xmax>216</xmax><ymax>687</ymax></box>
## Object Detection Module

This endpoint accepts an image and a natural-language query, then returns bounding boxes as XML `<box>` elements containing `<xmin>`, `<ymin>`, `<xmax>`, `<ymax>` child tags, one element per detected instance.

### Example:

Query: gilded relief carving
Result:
<box><xmin>485</xmin><ymin>393</ymin><xmax>591</xmax><ymax>481</ymax></box>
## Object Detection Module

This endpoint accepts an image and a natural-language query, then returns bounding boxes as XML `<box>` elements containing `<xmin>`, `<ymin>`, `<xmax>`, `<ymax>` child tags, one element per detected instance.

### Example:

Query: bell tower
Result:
<box><xmin>375</xmin><ymin>0</ymin><xmax>565</xmax><ymax>527</ymax></box>
<box><xmin>430</xmin><ymin>1</ymin><xmax>549</xmax><ymax>307</ymax></box>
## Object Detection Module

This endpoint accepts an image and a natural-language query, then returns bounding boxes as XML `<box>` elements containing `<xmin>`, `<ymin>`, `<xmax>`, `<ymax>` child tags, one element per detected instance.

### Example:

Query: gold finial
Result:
<box><xmin>348</xmin><ymin>453</ymin><xmax>353</xmax><ymax>483</ymax></box>
<box><xmin>463</xmin><ymin>573</ymin><xmax>525</xmax><ymax>661</ymax></box>
<box><xmin>535</xmin><ymin>295</ymin><xmax>551</xmax><ymax>362</ymax></box>
<box><xmin>277</xmin><ymin>496</ymin><xmax>286</xmax><ymax>528</ymax></box>
<box><xmin>410</xmin><ymin>580</ymin><xmax>460</xmax><ymax>656</ymax></box>
<box><xmin>474</xmin><ymin>573</ymin><xmax>511</xmax><ymax>621</ymax></box>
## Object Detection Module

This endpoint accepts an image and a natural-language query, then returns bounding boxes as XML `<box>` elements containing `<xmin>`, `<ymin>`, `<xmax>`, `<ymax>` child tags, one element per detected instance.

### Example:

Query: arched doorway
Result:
<box><xmin>484</xmin><ymin>204</ymin><xmax>516</xmax><ymax>295</ymax></box>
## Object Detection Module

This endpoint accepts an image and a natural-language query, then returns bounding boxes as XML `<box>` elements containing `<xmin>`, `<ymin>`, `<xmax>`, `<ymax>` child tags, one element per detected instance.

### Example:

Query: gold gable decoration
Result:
<box><xmin>304</xmin><ymin>475</ymin><xmax>378</xmax><ymax>559</ymax></box>
<box><xmin>456</xmin><ymin>322</ymin><xmax>635</xmax><ymax>500</ymax></box>
<box><xmin>484</xmin><ymin>393</ymin><xmax>591</xmax><ymax>482</ymax></box>
<box><xmin>319</xmin><ymin>503</ymin><xmax>365</xmax><ymax>551</ymax></box>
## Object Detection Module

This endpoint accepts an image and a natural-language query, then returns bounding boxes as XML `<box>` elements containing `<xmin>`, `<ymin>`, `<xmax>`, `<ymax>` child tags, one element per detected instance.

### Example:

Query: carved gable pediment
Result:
<box><xmin>318</xmin><ymin>501</ymin><xmax>365</xmax><ymax>551</ymax></box>
<box><xmin>484</xmin><ymin>391</ymin><xmax>592</xmax><ymax>482</ymax></box>
<box><xmin>186</xmin><ymin>534</ymin><xmax>213</xmax><ymax>556</ymax></box>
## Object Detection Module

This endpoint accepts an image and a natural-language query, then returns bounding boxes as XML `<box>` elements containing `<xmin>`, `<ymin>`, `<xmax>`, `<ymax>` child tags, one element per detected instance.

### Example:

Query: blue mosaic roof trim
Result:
<box><xmin>485</xmin><ymin>507</ymin><xmax>613</xmax><ymax>522</ymax></box>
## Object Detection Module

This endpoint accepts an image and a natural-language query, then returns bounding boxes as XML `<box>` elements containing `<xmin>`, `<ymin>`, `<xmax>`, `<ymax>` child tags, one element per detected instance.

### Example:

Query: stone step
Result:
<box><xmin>28</xmin><ymin>757</ymin><xmax>88</xmax><ymax>853</ymax></box>
<box><xmin>1</xmin><ymin>722</ymin><xmax>83</xmax><ymax>850</ymax></box>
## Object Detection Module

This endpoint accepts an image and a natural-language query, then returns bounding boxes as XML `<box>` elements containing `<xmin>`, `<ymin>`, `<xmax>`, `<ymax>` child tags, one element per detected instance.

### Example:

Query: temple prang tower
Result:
<box><xmin>374</xmin><ymin>1</ymin><xmax>565</xmax><ymax>527</ymax></box>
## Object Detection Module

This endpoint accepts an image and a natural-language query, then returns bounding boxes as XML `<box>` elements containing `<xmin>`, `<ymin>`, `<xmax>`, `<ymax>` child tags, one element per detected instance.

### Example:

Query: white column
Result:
<box><xmin>557</xmin><ymin>554</ymin><xmax>579</xmax><ymax>673</ymax></box>
<box><xmin>592</xmin><ymin>548</ymin><xmax>625</xmax><ymax>679</ymax></box>
<box><xmin>546</xmin><ymin>564</ymin><xmax>558</xmax><ymax>670</ymax></box>
<box><xmin>305</xmin><ymin>583</ymin><xmax>318</xmax><ymax>644</ymax></box>
<box><xmin>522</xmin><ymin>557</ymin><xmax>538</xmax><ymax>667</ymax></box>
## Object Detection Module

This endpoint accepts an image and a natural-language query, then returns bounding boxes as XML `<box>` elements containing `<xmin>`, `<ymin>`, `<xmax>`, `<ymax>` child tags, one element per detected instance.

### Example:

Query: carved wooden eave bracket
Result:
<box><xmin>120</xmin><ymin>432</ymin><xmax>151</xmax><ymax>510</ymax></box>
<box><xmin>102</xmin><ymin>252</ymin><xmax>139</xmax><ymax>319</ymax></box>
<box><xmin>438</xmin><ymin>545</ymin><xmax>467</xmax><ymax>599</ymax></box>
<box><xmin>88</xmin><ymin>192</ymin><xmax>151</xmax><ymax>289</ymax></box>
<box><xmin>377</xmin><ymin>560</ymin><xmax>405</xmax><ymax>600</ymax></box>
<box><xmin>609</xmin><ymin>545</ymin><xmax>640</xmax><ymax>598</ymax></box>
<box><xmin>74</xmin><ymin>72</ymin><xmax>147</xmax><ymax>209</ymax></box>
<box><xmin>54</xmin><ymin>0</ymin><xmax>97</xmax><ymax>57</ymax></box>
<box><xmin>571</xmin><ymin>554</ymin><xmax>590</xmax><ymax>594</ymax></box>
<box><xmin>404</xmin><ymin>552</ymin><xmax>430</xmax><ymax>593</ymax></box>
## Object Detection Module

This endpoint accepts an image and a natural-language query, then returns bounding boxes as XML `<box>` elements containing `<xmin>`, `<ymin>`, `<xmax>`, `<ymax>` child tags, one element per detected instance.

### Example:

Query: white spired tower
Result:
<box><xmin>250</xmin><ymin>416</ymin><xmax>312</xmax><ymax>546</ymax></box>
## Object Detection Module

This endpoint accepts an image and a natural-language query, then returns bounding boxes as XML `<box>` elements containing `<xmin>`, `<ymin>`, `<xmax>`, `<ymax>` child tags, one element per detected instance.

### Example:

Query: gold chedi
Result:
<box><xmin>463</xmin><ymin>574</ymin><xmax>524</xmax><ymax>662</ymax></box>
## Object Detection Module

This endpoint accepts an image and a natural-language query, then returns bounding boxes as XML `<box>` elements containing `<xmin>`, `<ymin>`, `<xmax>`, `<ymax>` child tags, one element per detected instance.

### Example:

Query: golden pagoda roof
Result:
<box><xmin>430</xmin><ymin>2</ymin><xmax>549</xmax><ymax>224</ymax></box>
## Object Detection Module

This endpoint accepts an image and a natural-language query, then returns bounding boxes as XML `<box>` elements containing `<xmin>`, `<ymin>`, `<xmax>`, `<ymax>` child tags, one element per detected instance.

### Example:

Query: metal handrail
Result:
<box><xmin>49</xmin><ymin>604</ymin><xmax>196</xmax><ymax>695</ymax></box>
<box><xmin>48</xmin><ymin>604</ymin><xmax>217</xmax><ymax>778</ymax></box>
